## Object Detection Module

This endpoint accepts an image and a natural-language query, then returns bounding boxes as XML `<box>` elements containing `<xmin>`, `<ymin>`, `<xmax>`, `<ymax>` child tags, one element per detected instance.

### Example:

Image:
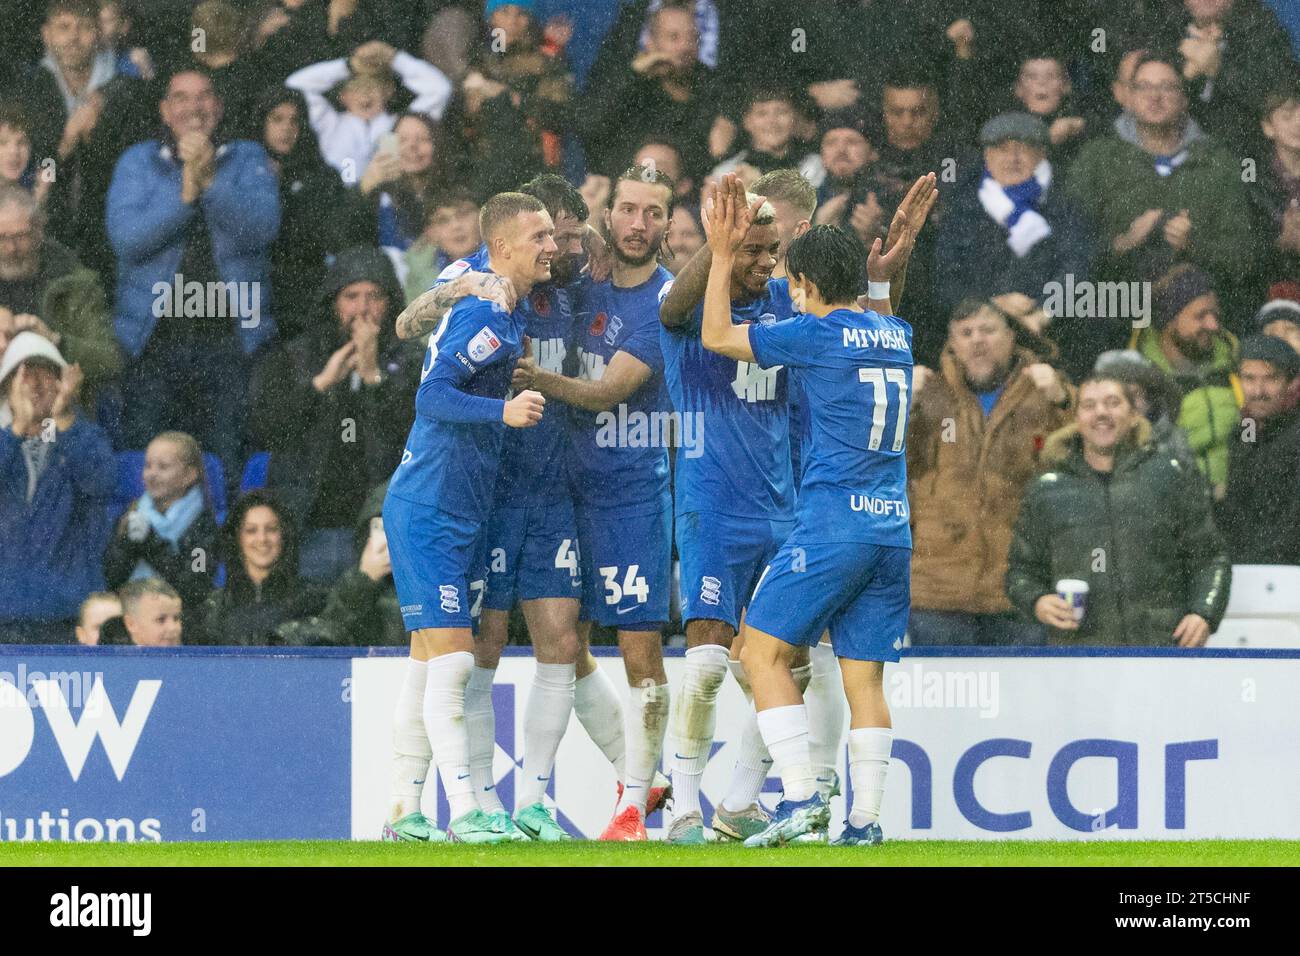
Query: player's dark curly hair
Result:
<box><xmin>785</xmin><ymin>225</ymin><xmax>863</xmax><ymax>306</ymax></box>
<box><xmin>518</xmin><ymin>173</ymin><xmax>589</xmax><ymax>223</ymax></box>
<box><xmin>614</xmin><ymin>163</ymin><xmax>676</xmax><ymax>216</ymax></box>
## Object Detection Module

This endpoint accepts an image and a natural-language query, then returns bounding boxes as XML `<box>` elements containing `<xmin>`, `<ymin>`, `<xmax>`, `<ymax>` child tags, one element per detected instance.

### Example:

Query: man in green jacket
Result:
<box><xmin>0</xmin><ymin>185</ymin><xmax>121</xmax><ymax>400</ymax></box>
<box><xmin>1130</xmin><ymin>263</ymin><xmax>1241</xmax><ymax>496</ymax></box>
<box><xmin>1006</xmin><ymin>375</ymin><xmax>1231</xmax><ymax>647</ymax></box>
<box><xmin>1064</xmin><ymin>53</ymin><xmax>1255</xmax><ymax>306</ymax></box>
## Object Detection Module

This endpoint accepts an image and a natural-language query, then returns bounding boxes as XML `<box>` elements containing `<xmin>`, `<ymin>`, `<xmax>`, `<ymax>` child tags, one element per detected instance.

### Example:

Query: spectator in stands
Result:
<box><xmin>97</xmin><ymin>0</ymin><xmax>153</xmax><ymax>80</ymax></box>
<box><xmin>935</xmin><ymin>113</ymin><xmax>1092</xmax><ymax>369</ymax></box>
<box><xmin>1249</xmin><ymin>86</ymin><xmax>1300</xmax><ymax>297</ymax></box>
<box><xmin>579</xmin><ymin>1</ymin><xmax>718</xmax><ymax>180</ymax></box>
<box><xmin>0</xmin><ymin>186</ymin><xmax>120</xmax><ymax>403</ymax></box>
<box><xmin>1164</xmin><ymin>0</ymin><xmax>1299</xmax><ymax>151</ymax></box>
<box><xmin>634</xmin><ymin>137</ymin><xmax>696</xmax><ymax>206</ymax></box>
<box><xmin>402</xmin><ymin>187</ymin><xmax>481</xmax><ymax>304</ymax></box>
<box><xmin>0</xmin><ymin>105</ymin><xmax>46</xmax><ymax>202</ymax></box>
<box><xmin>75</xmin><ymin>590</ymin><xmax>121</xmax><ymax>645</ymax></box>
<box><xmin>250</xmin><ymin>248</ymin><xmax>417</xmax><ymax>583</ymax></box>
<box><xmin>709</xmin><ymin>87</ymin><xmax>816</xmax><ymax>186</ymax></box>
<box><xmin>256</xmin><ymin>0</ymin><xmax>381</xmax><ymax>81</ymax></box>
<box><xmin>107</xmin><ymin>69</ymin><xmax>280</xmax><ymax>486</ymax></box>
<box><xmin>192</xmin><ymin>489</ymin><xmax>324</xmax><ymax>645</ymax></box>
<box><xmin>455</xmin><ymin>0</ymin><xmax>574</xmax><ymax>197</ymax></box>
<box><xmin>1093</xmin><ymin>348</ymin><xmax>1198</xmax><ymax>469</ymax></box>
<box><xmin>1064</xmin><ymin>53</ymin><xmax>1256</xmax><ymax>307</ymax></box>
<box><xmin>663</xmin><ymin>203</ymin><xmax>704</xmax><ymax>276</ymax></box>
<box><xmin>286</xmin><ymin>39</ymin><xmax>452</xmax><ymax>182</ymax></box>
<box><xmin>0</xmin><ymin>331</ymin><xmax>114</xmax><ymax>643</ymax></box>
<box><xmin>1255</xmin><ymin>286</ymin><xmax>1300</xmax><ymax>352</ymax></box>
<box><xmin>176</xmin><ymin>1</ymin><xmax>274</xmax><ymax>142</ymax></box>
<box><xmin>1010</xmin><ymin>53</ymin><xmax>1091</xmax><ymax>168</ymax></box>
<box><xmin>119</xmin><ymin>576</ymin><xmax>182</xmax><ymax>646</ymax></box>
<box><xmin>1006</xmin><ymin>375</ymin><xmax>1231</xmax><ymax>646</ymax></box>
<box><xmin>1131</xmin><ymin>264</ymin><xmax>1241</xmax><ymax>498</ymax></box>
<box><xmin>907</xmin><ymin>298</ymin><xmax>1073</xmax><ymax>646</ymax></box>
<box><xmin>278</xmin><ymin>479</ymin><xmax>405</xmax><ymax>645</ymax></box>
<box><xmin>1218</xmin><ymin>335</ymin><xmax>1300</xmax><ymax>564</ymax></box>
<box><xmin>359</xmin><ymin>112</ymin><xmax>449</xmax><ymax>267</ymax></box>
<box><xmin>806</xmin><ymin>107</ymin><xmax>875</xmax><ymax>211</ymax></box>
<box><xmin>256</xmin><ymin>87</ymin><xmax>367</xmax><ymax>342</ymax></box>
<box><xmin>103</xmin><ymin>430</ymin><xmax>218</xmax><ymax>612</ymax></box>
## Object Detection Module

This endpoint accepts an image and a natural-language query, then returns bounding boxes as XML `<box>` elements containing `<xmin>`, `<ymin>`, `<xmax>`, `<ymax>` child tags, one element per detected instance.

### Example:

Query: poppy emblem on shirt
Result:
<box><xmin>532</xmin><ymin>291</ymin><xmax>551</xmax><ymax>316</ymax></box>
<box><xmin>589</xmin><ymin>311</ymin><xmax>608</xmax><ymax>336</ymax></box>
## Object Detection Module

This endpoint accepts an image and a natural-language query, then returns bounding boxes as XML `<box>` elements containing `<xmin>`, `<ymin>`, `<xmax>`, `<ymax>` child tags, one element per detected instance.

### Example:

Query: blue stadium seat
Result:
<box><xmin>240</xmin><ymin>452</ymin><xmax>270</xmax><ymax>494</ymax></box>
<box><xmin>109</xmin><ymin>450</ymin><xmax>228</xmax><ymax>527</ymax></box>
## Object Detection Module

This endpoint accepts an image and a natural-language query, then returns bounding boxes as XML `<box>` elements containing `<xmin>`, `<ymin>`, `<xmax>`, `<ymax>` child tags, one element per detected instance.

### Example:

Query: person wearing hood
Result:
<box><xmin>1217</xmin><ymin>335</ymin><xmax>1300</xmax><ymax>564</ymax></box>
<box><xmin>249</xmin><ymin>246</ymin><xmax>420</xmax><ymax>584</ymax></box>
<box><xmin>0</xmin><ymin>184</ymin><xmax>121</xmax><ymax>408</ymax></box>
<box><xmin>1129</xmin><ymin>263</ymin><xmax>1242</xmax><ymax>497</ymax></box>
<box><xmin>1006</xmin><ymin>375</ymin><xmax>1230</xmax><ymax>647</ymax></box>
<box><xmin>935</xmin><ymin>113</ymin><xmax>1093</xmax><ymax>368</ymax></box>
<box><xmin>1065</xmin><ymin>52</ymin><xmax>1256</xmax><ymax>299</ymax></box>
<box><xmin>107</xmin><ymin>69</ymin><xmax>281</xmax><ymax>489</ymax></box>
<box><xmin>0</xmin><ymin>331</ymin><xmax>115</xmax><ymax>643</ymax></box>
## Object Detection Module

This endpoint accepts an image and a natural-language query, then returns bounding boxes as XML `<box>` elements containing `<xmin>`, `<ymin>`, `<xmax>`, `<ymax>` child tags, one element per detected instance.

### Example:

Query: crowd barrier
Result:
<box><xmin>1</xmin><ymin>646</ymin><xmax>1296</xmax><ymax>842</ymax></box>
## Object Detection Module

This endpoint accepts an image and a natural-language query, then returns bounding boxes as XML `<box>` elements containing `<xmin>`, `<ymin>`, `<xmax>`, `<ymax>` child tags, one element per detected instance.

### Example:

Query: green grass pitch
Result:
<box><xmin>3</xmin><ymin>840</ymin><xmax>1298</xmax><ymax>867</ymax></box>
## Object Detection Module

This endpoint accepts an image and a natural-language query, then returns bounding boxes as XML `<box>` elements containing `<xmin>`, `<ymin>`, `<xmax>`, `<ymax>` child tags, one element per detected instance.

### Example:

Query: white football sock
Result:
<box><xmin>464</xmin><ymin>665</ymin><xmax>503</xmax><ymax>813</ymax></box>
<box><xmin>423</xmin><ymin>651</ymin><xmax>477</xmax><ymax>820</ymax></box>
<box><xmin>667</xmin><ymin>644</ymin><xmax>729</xmax><ymax>819</ymax></box>
<box><xmin>617</xmin><ymin>681</ymin><xmax>670</xmax><ymax>813</ymax></box>
<box><xmin>388</xmin><ymin>658</ymin><xmax>432</xmax><ymax>823</ymax></box>
<box><xmin>756</xmin><ymin>704</ymin><xmax>816</xmax><ymax>802</ymax></box>
<box><xmin>792</xmin><ymin>662</ymin><xmax>813</xmax><ymax>694</ymax></box>
<box><xmin>806</xmin><ymin>642</ymin><xmax>846</xmax><ymax>793</ymax></box>
<box><xmin>847</xmin><ymin>727</ymin><xmax>893</xmax><ymax>828</ymax></box>
<box><xmin>517</xmin><ymin>662</ymin><xmax>575</xmax><ymax>809</ymax></box>
<box><xmin>721</xmin><ymin>658</ymin><xmax>773</xmax><ymax>812</ymax></box>
<box><xmin>574</xmin><ymin>667</ymin><xmax>626</xmax><ymax>778</ymax></box>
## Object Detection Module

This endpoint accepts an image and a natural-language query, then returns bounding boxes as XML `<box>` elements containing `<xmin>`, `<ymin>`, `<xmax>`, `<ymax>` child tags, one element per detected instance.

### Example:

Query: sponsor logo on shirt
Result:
<box><xmin>468</xmin><ymin>326</ymin><xmax>502</xmax><ymax>363</ymax></box>
<box><xmin>849</xmin><ymin>494</ymin><xmax>909</xmax><ymax>517</ymax></box>
<box><xmin>843</xmin><ymin>327</ymin><xmax>909</xmax><ymax>351</ymax></box>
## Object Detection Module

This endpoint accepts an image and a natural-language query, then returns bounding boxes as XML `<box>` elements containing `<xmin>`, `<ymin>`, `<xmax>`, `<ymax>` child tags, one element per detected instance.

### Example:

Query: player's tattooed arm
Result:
<box><xmin>394</xmin><ymin>272</ymin><xmax>517</xmax><ymax>339</ymax></box>
<box><xmin>513</xmin><ymin>350</ymin><xmax>651</xmax><ymax>412</ymax></box>
<box><xmin>658</xmin><ymin>241</ymin><xmax>712</xmax><ymax>329</ymax></box>
<box><xmin>700</xmin><ymin>174</ymin><xmax>759</xmax><ymax>361</ymax></box>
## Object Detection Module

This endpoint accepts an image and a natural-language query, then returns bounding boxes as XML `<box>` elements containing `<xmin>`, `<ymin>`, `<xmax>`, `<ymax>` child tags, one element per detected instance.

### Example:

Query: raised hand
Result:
<box><xmin>706</xmin><ymin>173</ymin><xmax>764</xmax><ymax>257</ymax></box>
<box><xmin>503</xmin><ymin>389</ymin><xmax>545</xmax><ymax>427</ymax></box>
<box><xmin>885</xmin><ymin>172</ymin><xmax>938</xmax><ymax>257</ymax></box>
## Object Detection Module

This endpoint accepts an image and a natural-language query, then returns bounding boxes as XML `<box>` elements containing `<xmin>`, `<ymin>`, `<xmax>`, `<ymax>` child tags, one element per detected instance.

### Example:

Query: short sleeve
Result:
<box><xmin>619</xmin><ymin>313</ymin><xmax>665</xmax><ymax>374</ymax></box>
<box><xmin>749</xmin><ymin>314</ymin><xmax>815</xmax><ymax>370</ymax></box>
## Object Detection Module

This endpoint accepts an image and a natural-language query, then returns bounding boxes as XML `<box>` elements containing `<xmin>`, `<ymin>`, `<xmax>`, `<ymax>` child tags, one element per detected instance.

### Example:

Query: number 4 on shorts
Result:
<box><xmin>555</xmin><ymin>538</ymin><xmax>579</xmax><ymax>579</ymax></box>
<box><xmin>599</xmin><ymin>564</ymin><xmax>649</xmax><ymax>605</ymax></box>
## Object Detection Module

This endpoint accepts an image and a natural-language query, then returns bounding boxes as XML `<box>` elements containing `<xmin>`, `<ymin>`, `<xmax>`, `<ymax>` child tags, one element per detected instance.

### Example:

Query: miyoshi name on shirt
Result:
<box><xmin>843</xmin><ymin>327</ymin><xmax>908</xmax><ymax>351</ymax></box>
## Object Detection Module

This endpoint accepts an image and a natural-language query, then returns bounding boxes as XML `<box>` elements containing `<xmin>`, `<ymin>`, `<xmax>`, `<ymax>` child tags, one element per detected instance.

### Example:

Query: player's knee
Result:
<box><xmin>685</xmin><ymin>618</ymin><xmax>734</xmax><ymax>650</ymax></box>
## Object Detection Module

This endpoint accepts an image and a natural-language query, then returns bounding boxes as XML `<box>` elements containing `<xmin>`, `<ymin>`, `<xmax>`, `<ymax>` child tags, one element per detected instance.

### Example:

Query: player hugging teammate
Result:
<box><xmin>379</xmin><ymin>163</ymin><xmax>936</xmax><ymax>846</ymax></box>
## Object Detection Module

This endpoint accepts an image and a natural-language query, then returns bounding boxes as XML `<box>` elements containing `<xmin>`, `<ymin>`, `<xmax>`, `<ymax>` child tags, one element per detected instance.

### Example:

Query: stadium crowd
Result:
<box><xmin>1</xmin><ymin>0</ymin><xmax>1299</xmax><ymax>648</ymax></box>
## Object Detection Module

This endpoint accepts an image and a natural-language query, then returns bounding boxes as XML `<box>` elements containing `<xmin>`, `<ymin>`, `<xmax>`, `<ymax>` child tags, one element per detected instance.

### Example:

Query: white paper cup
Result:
<box><xmin>1056</xmin><ymin>579</ymin><xmax>1089</xmax><ymax>623</ymax></box>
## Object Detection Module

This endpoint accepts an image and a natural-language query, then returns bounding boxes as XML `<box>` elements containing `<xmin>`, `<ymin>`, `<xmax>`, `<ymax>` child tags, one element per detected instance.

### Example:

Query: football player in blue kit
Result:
<box><xmin>380</xmin><ymin>192</ymin><xmax>553</xmax><ymax>845</ymax></box>
<box><xmin>511</xmin><ymin>165</ymin><xmax>677</xmax><ymax>841</ymax></box>
<box><xmin>700</xmin><ymin>174</ymin><xmax>919</xmax><ymax>848</ymax></box>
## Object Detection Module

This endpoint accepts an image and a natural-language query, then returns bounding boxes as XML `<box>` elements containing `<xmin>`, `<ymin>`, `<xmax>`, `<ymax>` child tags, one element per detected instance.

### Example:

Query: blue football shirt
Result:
<box><xmin>659</xmin><ymin>277</ymin><xmax>794</xmax><ymax>519</ymax></box>
<box><xmin>568</xmin><ymin>267</ymin><xmax>674</xmax><ymax>511</ymax></box>
<box><xmin>387</xmin><ymin>292</ymin><xmax>527</xmax><ymax>521</ymax></box>
<box><xmin>749</xmin><ymin>307</ymin><xmax>913</xmax><ymax>547</ymax></box>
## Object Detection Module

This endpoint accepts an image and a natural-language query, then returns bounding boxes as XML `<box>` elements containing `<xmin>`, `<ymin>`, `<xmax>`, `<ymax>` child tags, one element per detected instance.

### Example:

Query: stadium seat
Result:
<box><xmin>1208</xmin><ymin>617</ymin><xmax>1300</xmax><ymax>648</ymax></box>
<box><xmin>109</xmin><ymin>451</ymin><xmax>228</xmax><ymax>527</ymax></box>
<box><xmin>240</xmin><ymin>452</ymin><xmax>270</xmax><ymax>493</ymax></box>
<box><xmin>1224</xmin><ymin>565</ymin><xmax>1300</xmax><ymax>617</ymax></box>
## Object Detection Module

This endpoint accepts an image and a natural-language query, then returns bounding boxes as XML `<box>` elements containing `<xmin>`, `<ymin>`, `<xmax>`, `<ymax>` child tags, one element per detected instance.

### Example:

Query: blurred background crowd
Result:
<box><xmin>0</xmin><ymin>0</ymin><xmax>1297</xmax><ymax>648</ymax></box>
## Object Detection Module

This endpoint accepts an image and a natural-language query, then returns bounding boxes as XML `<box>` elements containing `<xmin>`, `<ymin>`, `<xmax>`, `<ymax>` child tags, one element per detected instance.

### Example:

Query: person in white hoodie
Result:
<box><xmin>286</xmin><ymin>39</ymin><xmax>452</xmax><ymax>186</ymax></box>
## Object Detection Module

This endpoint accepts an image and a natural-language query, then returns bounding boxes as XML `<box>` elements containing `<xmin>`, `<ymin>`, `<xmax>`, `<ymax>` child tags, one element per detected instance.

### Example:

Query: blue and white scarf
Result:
<box><xmin>129</xmin><ymin>484</ymin><xmax>205</xmax><ymax>581</ymax></box>
<box><xmin>978</xmin><ymin>160</ymin><xmax>1053</xmax><ymax>258</ymax></box>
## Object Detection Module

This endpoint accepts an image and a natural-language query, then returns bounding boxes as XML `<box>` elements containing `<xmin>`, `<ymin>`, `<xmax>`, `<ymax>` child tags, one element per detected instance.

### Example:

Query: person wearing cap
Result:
<box><xmin>804</xmin><ymin>106</ymin><xmax>875</xmax><ymax>209</ymax></box>
<box><xmin>1254</xmin><ymin>284</ymin><xmax>1300</xmax><ymax>355</ymax></box>
<box><xmin>0</xmin><ymin>331</ymin><xmax>115</xmax><ymax>643</ymax></box>
<box><xmin>1130</xmin><ymin>262</ymin><xmax>1241</xmax><ymax>497</ymax></box>
<box><xmin>1218</xmin><ymin>335</ymin><xmax>1300</xmax><ymax>565</ymax></box>
<box><xmin>1064</xmin><ymin>52</ymin><xmax>1255</xmax><ymax>303</ymax></box>
<box><xmin>907</xmin><ymin>296</ymin><xmax>1073</xmax><ymax>646</ymax></box>
<box><xmin>1006</xmin><ymin>374</ymin><xmax>1230</xmax><ymax>647</ymax></box>
<box><xmin>935</xmin><ymin>112</ymin><xmax>1092</xmax><ymax>367</ymax></box>
<box><xmin>249</xmin><ymin>247</ymin><xmax>420</xmax><ymax>583</ymax></box>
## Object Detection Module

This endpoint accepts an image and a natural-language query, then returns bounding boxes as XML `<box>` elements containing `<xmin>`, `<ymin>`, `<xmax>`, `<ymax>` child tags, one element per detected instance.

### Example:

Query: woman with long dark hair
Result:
<box><xmin>358</xmin><ymin>110</ymin><xmax>451</xmax><ymax>258</ymax></box>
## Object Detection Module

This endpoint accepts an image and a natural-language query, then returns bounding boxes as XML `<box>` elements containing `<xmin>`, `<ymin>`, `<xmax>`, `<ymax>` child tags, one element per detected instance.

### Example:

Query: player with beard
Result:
<box><xmin>384</xmin><ymin>175</ymin><xmax>663</xmax><ymax>840</ymax></box>
<box><xmin>512</xmin><ymin>165</ymin><xmax>677</xmax><ymax>840</ymax></box>
<box><xmin>381</xmin><ymin>192</ymin><xmax>552</xmax><ymax>845</ymax></box>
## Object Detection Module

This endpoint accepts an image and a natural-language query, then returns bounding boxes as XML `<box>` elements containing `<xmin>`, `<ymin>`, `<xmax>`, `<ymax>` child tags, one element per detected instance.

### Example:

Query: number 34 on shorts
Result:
<box><xmin>599</xmin><ymin>564</ymin><xmax>649</xmax><ymax>605</ymax></box>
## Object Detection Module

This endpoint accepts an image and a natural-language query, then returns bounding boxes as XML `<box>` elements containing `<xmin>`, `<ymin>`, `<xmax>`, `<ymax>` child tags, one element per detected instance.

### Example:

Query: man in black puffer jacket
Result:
<box><xmin>249</xmin><ymin>247</ymin><xmax>423</xmax><ymax>584</ymax></box>
<box><xmin>1006</xmin><ymin>375</ymin><xmax>1231</xmax><ymax>646</ymax></box>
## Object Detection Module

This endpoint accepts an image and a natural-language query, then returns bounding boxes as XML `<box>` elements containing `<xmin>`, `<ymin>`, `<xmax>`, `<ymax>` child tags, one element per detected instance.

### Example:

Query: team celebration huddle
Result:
<box><xmin>379</xmin><ymin>163</ymin><xmax>938</xmax><ymax>847</ymax></box>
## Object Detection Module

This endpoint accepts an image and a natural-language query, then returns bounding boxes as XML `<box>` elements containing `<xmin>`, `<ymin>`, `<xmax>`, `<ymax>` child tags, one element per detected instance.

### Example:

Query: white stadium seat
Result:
<box><xmin>1208</xmin><ymin>617</ymin><xmax>1300</xmax><ymax>648</ymax></box>
<box><xmin>1223</xmin><ymin>565</ymin><xmax>1300</xmax><ymax>617</ymax></box>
